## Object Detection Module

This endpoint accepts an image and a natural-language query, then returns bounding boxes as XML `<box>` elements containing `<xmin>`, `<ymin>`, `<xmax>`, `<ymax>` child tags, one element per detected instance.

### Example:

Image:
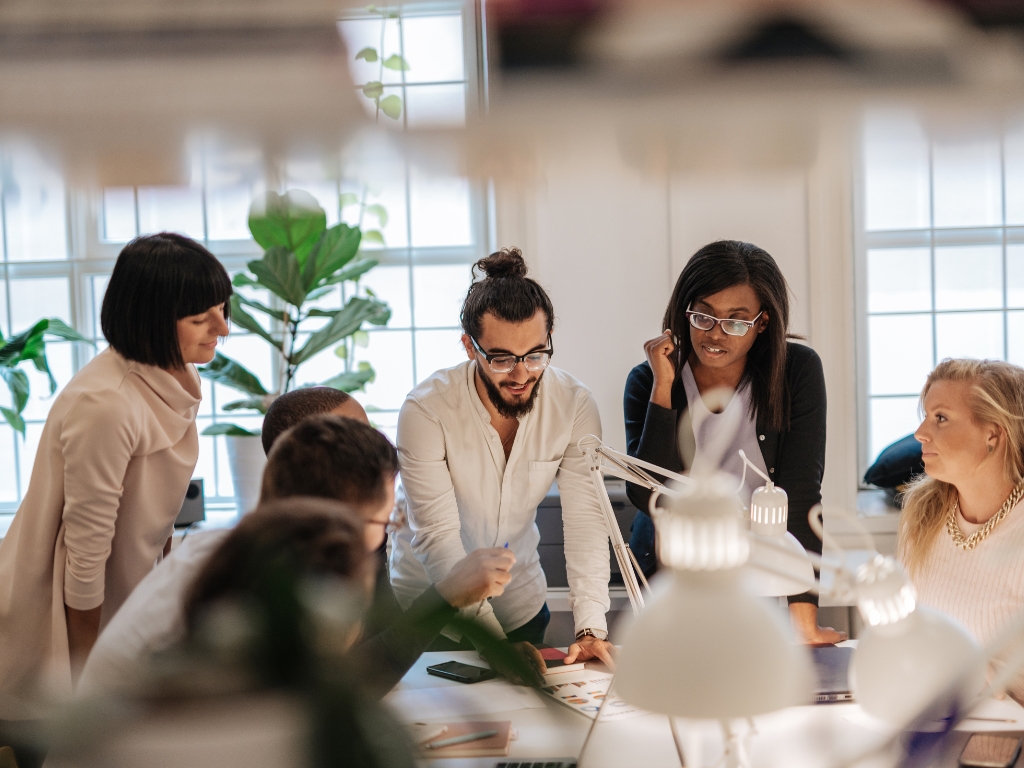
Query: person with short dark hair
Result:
<box><xmin>391</xmin><ymin>247</ymin><xmax>616</xmax><ymax>670</ymax></box>
<box><xmin>0</xmin><ymin>233</ymin><xmax>232</xmax><ymax>717</ymax></box>
<box><xmin>624</xmin><ymin>239</ymin><xmax>842</xmax><ymax>644</ymax></box>
<box><xmin>260</xmin><ymin>386</ymin><xmax>365</xmax><ymax>455</ymax></box>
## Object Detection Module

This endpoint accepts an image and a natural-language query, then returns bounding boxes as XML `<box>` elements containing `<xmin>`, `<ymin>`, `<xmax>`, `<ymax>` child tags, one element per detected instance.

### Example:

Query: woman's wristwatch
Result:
<box><xmin>575</xmin><ymin>628</ymin><xmax>608</xmax><ymax>641</ymax></box>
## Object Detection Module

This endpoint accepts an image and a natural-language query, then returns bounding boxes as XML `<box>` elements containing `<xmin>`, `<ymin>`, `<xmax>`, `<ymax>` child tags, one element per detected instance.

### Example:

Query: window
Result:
<box><xmin>0</xmin><ymin>2</ymin><xmax>486</xmax><ymax>517</ymax></box>
<box><xmin>858</xmin><ymin>111</ymin><xmax>1024</xmax><ymax>475</ymax></box>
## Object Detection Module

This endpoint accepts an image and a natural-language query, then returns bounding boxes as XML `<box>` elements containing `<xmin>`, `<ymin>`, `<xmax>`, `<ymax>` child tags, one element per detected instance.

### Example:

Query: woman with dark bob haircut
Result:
<box><xmin>623</xmin><ymin>240</ymin><xmax>844</xmax><ymax>645</ymax></box>
<box><xmin>0</xmin><ymin>232</ymin><xmax>232</xmax><ymax>716</ymax></box>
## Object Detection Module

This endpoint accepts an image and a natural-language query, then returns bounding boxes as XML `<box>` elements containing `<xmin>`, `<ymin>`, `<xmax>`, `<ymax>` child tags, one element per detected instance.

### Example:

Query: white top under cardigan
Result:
<box><xmin>389</xmin><ymin>360</ymin><xmax>611</xmax><ymax>638</ymax></box>
<box><xmin>0</xmin><ymin>348</ymin><xmax>201</xmax><ymax>717</ymax></box>
<box><xmin>901</xmin><ymin>499</ymin><xmax>1024</xmax><ymax>698</ymax></box>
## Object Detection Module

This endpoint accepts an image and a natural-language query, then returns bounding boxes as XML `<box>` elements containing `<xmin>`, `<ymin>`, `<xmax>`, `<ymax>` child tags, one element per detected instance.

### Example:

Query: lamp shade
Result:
<box><xmin>849</xmin><ymin>556</ymin><xmax>986</xmax><ymax>724</ymax></box>
<box><xmin>744</xmin><ymin>479</ymin><xmax>815</xmax><ymax>597</ymax></box>
<box><xmin>615</xmin><ymin>472</ymin><xmax>813</xmax><ymax>719</ymax></box>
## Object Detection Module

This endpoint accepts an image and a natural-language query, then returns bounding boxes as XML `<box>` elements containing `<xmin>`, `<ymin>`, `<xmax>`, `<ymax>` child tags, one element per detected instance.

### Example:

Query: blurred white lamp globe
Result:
<box><xmin>850</xmin><ymin>555</ymin><xmax>986</xmax><ymax>724</ymax></box>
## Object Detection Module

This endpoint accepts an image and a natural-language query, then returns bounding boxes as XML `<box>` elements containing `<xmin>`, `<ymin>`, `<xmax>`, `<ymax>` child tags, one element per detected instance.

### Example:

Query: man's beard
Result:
<box><xmin>480</xmin><ymin>370</ymin><xmax>544</xmax><ymax>419</ymax></box>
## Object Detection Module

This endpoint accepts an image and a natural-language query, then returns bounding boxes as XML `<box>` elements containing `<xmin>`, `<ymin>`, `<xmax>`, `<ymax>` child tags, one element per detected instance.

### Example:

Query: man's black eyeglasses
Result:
<box><xmin>470</xmin><ymin>335</ymin><xmax>553</xmax><ymax>375</ymax></box>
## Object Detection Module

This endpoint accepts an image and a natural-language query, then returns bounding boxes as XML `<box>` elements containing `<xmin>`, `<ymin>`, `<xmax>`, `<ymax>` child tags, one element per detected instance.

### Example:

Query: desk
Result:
<box><xmin>388</xmin><ymin>652</ymin><xmax>1024</xmax><ymax>768</ymax></box>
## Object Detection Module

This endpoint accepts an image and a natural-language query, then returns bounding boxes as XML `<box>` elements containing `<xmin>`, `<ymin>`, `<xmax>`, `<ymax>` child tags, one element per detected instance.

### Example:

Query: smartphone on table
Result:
<box><xmin>426</xmin><ymin>660</ymin><xmax>497</xmax><ymax>684</ymax></box>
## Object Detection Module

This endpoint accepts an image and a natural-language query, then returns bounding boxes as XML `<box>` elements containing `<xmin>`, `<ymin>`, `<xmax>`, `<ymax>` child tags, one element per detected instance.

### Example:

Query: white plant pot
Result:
<box><xmin>225</xmin><ymin>434</ymin><xmax>267</xmax><ymax>516</ymax></box>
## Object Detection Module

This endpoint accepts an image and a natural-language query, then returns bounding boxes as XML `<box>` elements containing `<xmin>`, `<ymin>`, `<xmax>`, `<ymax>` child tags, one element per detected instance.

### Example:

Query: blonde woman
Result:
<box><xmin>900</xmin><ymin>358</ymin><xmax>1024</xmax><ymax>696</ymax></box>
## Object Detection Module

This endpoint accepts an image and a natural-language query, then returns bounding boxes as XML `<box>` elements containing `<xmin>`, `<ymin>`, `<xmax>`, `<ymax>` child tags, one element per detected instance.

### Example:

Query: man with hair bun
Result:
<box><xmin>391</xmin><ymin>247</ymin><xmax>616</xmax><ymax>670</ymax></box>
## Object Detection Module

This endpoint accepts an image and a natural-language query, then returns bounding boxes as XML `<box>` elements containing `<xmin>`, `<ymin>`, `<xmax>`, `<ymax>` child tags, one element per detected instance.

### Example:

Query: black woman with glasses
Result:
<box><xmin>391</xmin><ymin>247</ymin><xmax>617</xmax><ymax>674</ymax></box>
<box><xmin>623</xmin><ymin>239</ymin><xmax>845</xmax><ymax>645</ymax></box>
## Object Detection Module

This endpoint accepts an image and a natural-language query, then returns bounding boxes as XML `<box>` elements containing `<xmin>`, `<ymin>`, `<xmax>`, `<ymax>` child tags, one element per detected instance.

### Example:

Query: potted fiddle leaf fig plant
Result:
<box><xmin>200</xmin><ymin>189</ymin><xmax>390</xmax><ymax>514</ymax></box>
<box><xmin>1</xmin><ymin>318</ymin><xmax>93</xmax><ymax>435</ymax></box>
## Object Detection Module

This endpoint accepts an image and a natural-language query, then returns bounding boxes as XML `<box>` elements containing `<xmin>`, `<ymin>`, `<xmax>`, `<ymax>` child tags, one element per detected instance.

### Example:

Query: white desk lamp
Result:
<box><xmin>577</xmin><ymin>434</ymin><xmax>691</xmax><ymax>616</ymax></box>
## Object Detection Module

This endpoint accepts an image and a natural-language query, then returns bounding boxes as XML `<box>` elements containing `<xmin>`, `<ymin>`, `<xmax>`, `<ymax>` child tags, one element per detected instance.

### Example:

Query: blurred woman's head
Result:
<box><xmin>101</xmin><ymin>233</ymin><xmax>232</xmax><ymax>369</ymax></box>
<box><xmin>663</xmin><ymin>240</ymin><xmax>795</xmax><ymax>431</ymax></box>
<box><xmin>900</xmin><ymin>358</ymin><xmax>1024</xmax><ymax>573</ymax></box>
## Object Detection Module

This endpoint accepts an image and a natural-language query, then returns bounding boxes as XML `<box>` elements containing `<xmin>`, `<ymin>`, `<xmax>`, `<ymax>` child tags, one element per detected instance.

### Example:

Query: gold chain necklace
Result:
<box><xmin>946</xmin><ymin>482</ymin><xmax>1024</xmax><ymax>550</ymax></box>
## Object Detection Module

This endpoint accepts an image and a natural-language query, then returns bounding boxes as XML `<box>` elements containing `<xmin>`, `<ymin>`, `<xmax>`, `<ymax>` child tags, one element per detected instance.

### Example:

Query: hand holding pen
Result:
<box><xmin>435</xmin><ymin>543</ymin><xmax>515</xmax><ymax>610</ymax></box>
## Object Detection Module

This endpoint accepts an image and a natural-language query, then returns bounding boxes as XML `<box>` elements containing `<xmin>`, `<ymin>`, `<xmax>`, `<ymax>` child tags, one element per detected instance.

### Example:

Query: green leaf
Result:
<box><xmin>354</xmin><ymin>47</ymin><xmax>378</xmax><ymax>63</ymax></box>
<box><xmin>340</xmin><ymin>192</ymin><xmax>360</xmax><ymax>208</ymax></box>
<box><xmin>228</xmin><ymin>295</ymin><xmax>282</xmax><ymax>350</ymax></box>
<box><xmin>360</xmin><ymin>229</ymin><xmax>385</xmax><ymax>247</ymax></box>
<box><xmin>248</xmin><ymin>190</ymin><xmax>327</xmax><ymax>265</ymax></box>
<box><xmin>362</xmin><ymin>81</ymin><xmax>384</xmax><ymax>100</ymax></box>
<box><xmin>0</xmin><ymin>368</ymin><xmax>30</xmax><ymax>413</ymax></box>
<box><xmin>0</xmin><ymin>320</ymin><xmax>48</xmax><ymax>368</ymax></box>
<box><xmin>41</xmin><ymin>319</ymin><xmax>93</xmax><ymax>345</ymax></box>
<box><xmin>365</xmin><ymin>204</ymin><xmax>388</xmax><ymax>228</ymax></box>
<box><xmin>249</xmin><ymin>246</ymin><xmax>307</xmax><ymax>307</ymax></box>
<box><xmin>382</xmin><ymin>54</ymin><xmax>410</xmax><ymax>71</ymax></box>
<box><xmin>301</xmin><ymin>223</ymin><xmax>362</xmax><ymax>290</ymax></box>
<box><xmin>198</xmin><ymin>352</ymin><xmax>270</xmax><ymax>397</ymax></box>
<box><xmin>378</xmin><ymin>94</ymin><xmax>402</xmax><ymax>120</ymax></box>
<box><xmin>293</xmin><ymin>297</ymin><xmax>390</xmax><ymax>365</ymax></box>
<box><xmin>201</xmin><ymin>423</ymin><xmax>260</xmax><ymax>437</ymax></box>
<box><xmin>353</xmin><ymin>330</ymin><xmax>370</xmax><ymax>348</ymax></box>
<box><xmin>232</xmin><ymin>273</ymin><xmax>261</xmax><ymax>289</ymax></box>
<box><xmin>31</xmin><ymin>354</ymin><xmax>57</xmax><ymax>395</ymax></box>
<box><xmin>0</xmin><ymin>406</ymin><xmax>25</xmax><ymax>436</ymax></box>
<box><xmin>322</xmin><ymin>258</ymin><xmax>379</xmax><ymax>286</ymax></box>
<box><xmin>304</xmin><ymin>286</ymin><xmax>335</xmax><ymax>302</ymax></box>
<box><xmin>306</xmin><ymin>308</ymin><xmax>339</xmax><ymax>318</ymax></box>
<box><xmin>321</xmin><ymin>363</ymin><xmax>376</xmax><ymax>393</ymax></box>
<box><xmin>236</xmin><ymin>294</ymin><xmax>283</xmax><ymax>321</ymax></box>
<box><xmin>223</xmin><ymin>397</ymin><xmax>270</xmax><ymax>414</ymax></box>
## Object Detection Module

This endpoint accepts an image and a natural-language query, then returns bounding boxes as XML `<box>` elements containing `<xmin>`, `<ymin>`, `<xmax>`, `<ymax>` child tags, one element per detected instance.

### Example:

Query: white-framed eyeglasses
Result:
<box><xmin>685</xmin><ymin>308</ymin><xmax>764</xmax><ymax>337</ymax></box>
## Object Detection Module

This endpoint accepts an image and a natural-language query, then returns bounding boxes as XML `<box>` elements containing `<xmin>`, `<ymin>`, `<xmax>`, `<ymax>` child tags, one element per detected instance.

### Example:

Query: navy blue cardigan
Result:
<box><xmin>623</xmin><ymin>342</ymin><xmax>827</xmax><ymax>604</ymax></box>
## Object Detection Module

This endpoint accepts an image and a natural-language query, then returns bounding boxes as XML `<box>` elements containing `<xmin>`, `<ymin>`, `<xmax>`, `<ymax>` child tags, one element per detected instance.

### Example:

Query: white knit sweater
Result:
<box><xmin>902</xmin><ymin>499</ymin><xmax>1024</xmax><ymax>697</ymax></box>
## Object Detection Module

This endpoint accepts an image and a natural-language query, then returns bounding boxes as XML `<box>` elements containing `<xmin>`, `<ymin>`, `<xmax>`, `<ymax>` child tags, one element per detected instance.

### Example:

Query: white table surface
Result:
<box><xmin>387</xmin><ymin>650</ymin><xmax>1024</xmax><ymax>768</ymax></box>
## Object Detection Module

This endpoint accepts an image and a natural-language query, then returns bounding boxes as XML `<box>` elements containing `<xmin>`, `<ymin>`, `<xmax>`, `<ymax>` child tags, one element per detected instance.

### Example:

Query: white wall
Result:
<box><xmin>495</xmin><ymin>124</ymin><xmax>859</xmax><ymax>510</ymax></box>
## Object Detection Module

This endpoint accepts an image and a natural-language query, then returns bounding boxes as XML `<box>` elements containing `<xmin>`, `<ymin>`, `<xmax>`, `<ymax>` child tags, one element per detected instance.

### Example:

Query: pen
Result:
<box><xmin>413</xmin><ymin>724</ymin><xmax>449</xmax><ymax>744</ymax></box>
<box><xmin>427</xmin><ymin>730</ymin><xmax>499</xmax><ymax>749</ymax></box>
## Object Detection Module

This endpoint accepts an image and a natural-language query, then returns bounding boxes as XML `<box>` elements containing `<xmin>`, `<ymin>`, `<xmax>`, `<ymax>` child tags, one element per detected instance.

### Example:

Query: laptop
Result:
<box><xmin>812</xmin><ymin>645</ymin><xmax>854</xmax><ymax>704</ymax></box>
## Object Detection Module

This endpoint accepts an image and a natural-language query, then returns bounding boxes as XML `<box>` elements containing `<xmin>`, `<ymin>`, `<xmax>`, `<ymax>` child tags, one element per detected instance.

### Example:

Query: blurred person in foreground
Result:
<box><xmin>0</xmin><ymin>233</ymin><xmax>231</xmax><ymax>721</ymax></box>
<box><xmin>78</xmin><ymin>404</ymin><xmax>517</xmax><ymax>698</ymax></box>
<box><xmin>390</xmin><ymin>247</ymin><xmax>615</xmax><ymax>669</ymax></box>
<box><xmin>900</xmin><ymin>358</ymin><xmax>1024</xmax><ymax>700</ymax></box>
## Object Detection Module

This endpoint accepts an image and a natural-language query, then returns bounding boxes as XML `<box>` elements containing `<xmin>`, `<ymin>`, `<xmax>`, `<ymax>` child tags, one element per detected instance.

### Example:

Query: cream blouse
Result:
<box><xmin>0</xmin><ymin>348</ymin><xmax>200</xmax><ymax>717</ymax></box>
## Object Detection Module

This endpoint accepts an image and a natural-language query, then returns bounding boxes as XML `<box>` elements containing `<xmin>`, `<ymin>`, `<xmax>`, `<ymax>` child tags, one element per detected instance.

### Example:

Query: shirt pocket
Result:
<box><xmin>528</xmin><ymin>459</ymin><xmax>562</xmax><ymax>510</ymax></box>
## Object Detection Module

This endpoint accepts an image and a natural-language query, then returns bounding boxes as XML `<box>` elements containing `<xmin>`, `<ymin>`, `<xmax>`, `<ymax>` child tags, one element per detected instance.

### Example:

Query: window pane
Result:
<box><xmin>368</xmin><ymin>409</ymin><xmax>399</xmax><ymax>444</ymax></box>
<box><xmin>409</xmin><ymin>167</ymin><xmax>472</xmax><ymax>247</ymax></box>
<box><xmin>403</xmin><ymin>15</ymin><xmax>465</xmax><ymax>83</ymax></box>
<box><xmin>415</xmin><ymin>329</ymin><xmax>465</xmax><ymax>383</ymax></box>
<box><xmin>353</xmin><ymin>330</ymin><xmax>414</xmax><ymax>411</ymax></box>
<box><xmin>360</xmin><ymin>265</ymin><xmax>411</xmax><ymax>328</ymax></box>
<box><xmin>934</xmin><ymin>245</ymin><xmax>1002</xmax><ymax>310</ymax></box>
<box><xmin>935</xmin><ymin>312</ymin><xmax>1004</xmax><ymax>361</ymax></box>
<box><xmin>287</xmin><ymin>342</ymin><xmax>348</xmax><ymax>390</ymax></box>
<box><xmin>2</xmin><ymin>148</ymin><xmax>68</xmax><ymax>261</ymax></box>
<box><xmin>0</xmin><ymin>426</ymin><xmax>17</xmax><ymax>502</ymax></box>
<box><xmin>91</xmin><ymin>275</ymin><xmax>110</xmax><ymax>340</ymax></box>
<box><xmin>869</xmin><ymin>397</ymin><xmax>921</xmax><ymax>464</ymax></box>
<box><xmin>863</xmin><ymin>113</ymin><xmax>930</xmax><ymax>231</ymax></box>
<box><xmin>868</xmin><ymin>314</ymin><xmax>933</xmax><ymax>395</ymax></box>
<box><xmin>405</xmin><ymin>84</ymin><xmax>467</xmax><ymax>129</ymax></box>
<box><xmin>137</xmin><ymin>186</ymin><xmax>205</xmax><ymax>239</ymax></box>
<box><xmin>20</xmin><ymin>342</ymin><xmax>73</xmax><ymax>422</ymax></box>
<box><xmin>215</xmin><ymin>333</ymin><xmax>275</xmax><ymax>407</ymax></box>
<box><xmin>103</xmin><ymin>188</ymin><xmax>137</xmax><ymax>242</ymax></box>
<box><xmin>0</xmin><ymin>283</ymin><xmax>7</xmax><ymax>338</ymax></box>
<box><xmin>341</xmin><ymin>178</ymin><xmax>409</xmax><ymax>249</ymax></box>
<box><xmin>338</xmin><ymin>17</ymin><xmax>404</xmax><ymax>86</ymax></box>
<box><xmin>10</xmin><ymin>277</ymin><xmax>70</xmax><ymax>332</ymax></box>
<box><xmin>867</xmin><ymin>248</ymin><xmax>931</xmax><ymax>313</ymax></box>
<box><xmin>207</xmin><ymin>184</ymin><xmax>259</xmax><ymax>240</ymax></box>
<box><xmin>933</xmin><ymin>138</ymin><xmax>1002</xmax><ymax>228</ymax></box>
<box><xmin>1007</xmin><ymin>311</ymin><xmax>1024</xmax><ymax>366</ymax></box>
<box><xmin>1007</xmin><ymin>245</ymin><xmax>1024</xmax><ymax>308</ymax></box>
<box><xmin>1005</xmin><ymin>123</ymin><xmax>1024</xmax><ymax>225</ymax></box>
<box><xmin>413</xmin><ymin>265</ymin><xmax>471</xmax><ymax>328</ymax></box>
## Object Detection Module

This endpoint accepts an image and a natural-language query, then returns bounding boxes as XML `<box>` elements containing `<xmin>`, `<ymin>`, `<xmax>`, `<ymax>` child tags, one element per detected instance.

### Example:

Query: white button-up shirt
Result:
<box><xmin>389</xmin><ymin>360</ymin><xmax>611</xmax><ymax>637</ymax></box>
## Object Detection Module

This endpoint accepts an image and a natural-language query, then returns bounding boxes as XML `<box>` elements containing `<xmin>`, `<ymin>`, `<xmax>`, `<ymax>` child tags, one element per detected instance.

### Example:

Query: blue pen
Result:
<box><xmin>504</xmin><ymin>542</ymin><xmax>509</xmax><ymax>548</ymax></box>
